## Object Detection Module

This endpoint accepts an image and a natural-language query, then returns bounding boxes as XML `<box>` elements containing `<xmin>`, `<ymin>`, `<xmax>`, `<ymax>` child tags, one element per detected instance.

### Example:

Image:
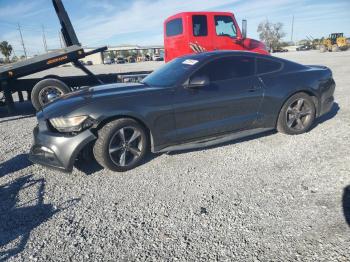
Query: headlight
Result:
<box><xmin>49</xmin><ymin>115</ymin><xmax>93</xmax><ymax>133</ymax></box>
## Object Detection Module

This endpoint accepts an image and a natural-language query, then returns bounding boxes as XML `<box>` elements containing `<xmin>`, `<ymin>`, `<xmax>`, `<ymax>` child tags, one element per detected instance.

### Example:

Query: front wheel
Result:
<box><xmin>319</xmin><ymin>45</ymin><xmax>327</xmax><ymax>53</ymax></box>
<box><xmin>332</xmin><ymin>44</ymin><xmax>340</xmax><ymax>52</ymax></box>
<box><xmin>93</xmin><ymin>119</ymin><xmax>149</xmax><ymax>172</ymax></box>
<box><xmin>277</xmin><ymin>93</ymin><xmax>316</xmax><ymax>135</ymax></box>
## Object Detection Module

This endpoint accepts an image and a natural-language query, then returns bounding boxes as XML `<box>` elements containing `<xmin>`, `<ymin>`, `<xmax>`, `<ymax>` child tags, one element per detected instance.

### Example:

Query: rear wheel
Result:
<box><xmin>277</xmin><ymin>93</ymin><xmax>316</xmax><ymax>135</ymax></box>
<box><xmin>93</xmin><ymin>119</ymin><xmax>149</xmax><ymax>172</ymax></box>
<box><xmin>31</xmin><ymin>78</ymin><xmax>70</xmax><ymax>111</ymax></box>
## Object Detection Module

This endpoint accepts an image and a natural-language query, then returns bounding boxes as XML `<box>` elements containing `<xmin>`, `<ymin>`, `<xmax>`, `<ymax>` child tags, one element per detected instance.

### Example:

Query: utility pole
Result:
<box><xmin>58</xmin><ymin>31</ymin><xmax>64</xmax><ymax>48</ymax></box>
<box><xmin>42</xmin><ymin>25</ymin><xmax>48</xmax><ymax>52</ymax></box>
<box><xmin>17</xmin><ymin>23</ymin><xmax>27</xmax><ymax>58</ymax></box>
<box><xmin>291</xmin><ymin>15</ymin><xmax>294</xmax><ymax>43</ymax></box>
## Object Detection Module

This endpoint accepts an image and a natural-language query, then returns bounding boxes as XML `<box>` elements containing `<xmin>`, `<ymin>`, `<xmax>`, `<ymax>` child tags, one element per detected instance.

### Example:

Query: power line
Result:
<box><xmin>0</xmin><ymin>20</ymin><xmax>56</xmax><ymax>32</ymax></box>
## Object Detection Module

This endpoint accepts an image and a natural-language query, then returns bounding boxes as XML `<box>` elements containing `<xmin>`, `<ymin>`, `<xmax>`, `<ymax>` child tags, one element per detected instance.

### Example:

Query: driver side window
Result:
<box><xmin>192</xmin><ymin>56</ymin><xmax>255</xmax><ymax>82</ymax></box>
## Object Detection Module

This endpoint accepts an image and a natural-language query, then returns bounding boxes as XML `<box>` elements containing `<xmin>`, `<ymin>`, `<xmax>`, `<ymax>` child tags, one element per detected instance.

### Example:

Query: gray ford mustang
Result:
<box><xmin>29</xmin><ymin>51</ymin><xmax>335</xmax><ymax>172</ymax></box>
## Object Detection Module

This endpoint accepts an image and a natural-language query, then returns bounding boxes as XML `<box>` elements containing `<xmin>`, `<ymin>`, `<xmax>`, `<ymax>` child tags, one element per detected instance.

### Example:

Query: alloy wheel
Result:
<box><xmin>108</xmin><ymin>126</ymin><xmax>143</xmax><ymax>167</ymax></box>
<box><xmin>285</xmin><ymin>98</ymin><xmax>313</xmax><ymax>131</ymax></box>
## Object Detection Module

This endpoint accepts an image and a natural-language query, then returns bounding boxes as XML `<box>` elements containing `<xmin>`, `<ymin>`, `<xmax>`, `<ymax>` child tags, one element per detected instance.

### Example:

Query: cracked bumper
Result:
<box><xmin>29</xmin><ymin>124</ymin><xmax>96</xmax><ymax>172</ymax></box>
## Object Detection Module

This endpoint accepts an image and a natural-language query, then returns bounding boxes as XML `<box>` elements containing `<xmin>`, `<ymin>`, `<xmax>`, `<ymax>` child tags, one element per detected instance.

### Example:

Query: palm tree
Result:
<box><xmin>0</xmin><ymin>41</ymin><xmax>13</xmax><ymax>63</ymax></box>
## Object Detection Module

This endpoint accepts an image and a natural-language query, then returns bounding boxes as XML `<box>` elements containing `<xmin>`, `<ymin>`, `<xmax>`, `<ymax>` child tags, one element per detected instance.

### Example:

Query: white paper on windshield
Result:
<box><xmin>182</xmin><ymin>59</ymin><xmax>198</xmax><ymax>65</ymax></box>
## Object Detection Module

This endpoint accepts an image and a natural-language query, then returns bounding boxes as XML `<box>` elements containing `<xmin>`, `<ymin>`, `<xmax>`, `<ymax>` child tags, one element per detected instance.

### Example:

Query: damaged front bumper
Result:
<box><xmin>29</xmin><ymin>115</ymin><xmax>96</xmax><ymax>172</ymax></box>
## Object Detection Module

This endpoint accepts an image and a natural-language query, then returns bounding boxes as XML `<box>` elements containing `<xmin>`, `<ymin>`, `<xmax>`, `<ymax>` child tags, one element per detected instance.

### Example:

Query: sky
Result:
<box><xmin>0</xmin><ymin>0</ymin><xmax>349</xmax><ymax>57</ymax></box>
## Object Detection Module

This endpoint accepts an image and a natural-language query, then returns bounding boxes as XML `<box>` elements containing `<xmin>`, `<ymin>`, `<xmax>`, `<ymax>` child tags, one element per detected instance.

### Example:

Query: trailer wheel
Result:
<box><xmin>31</xmin><ymin>78</ymin><xmax>70</xmax><ymax>111</ymax></box>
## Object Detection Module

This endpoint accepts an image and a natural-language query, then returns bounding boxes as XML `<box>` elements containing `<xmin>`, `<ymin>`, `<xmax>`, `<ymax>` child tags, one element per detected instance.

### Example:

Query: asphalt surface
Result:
<box><xmin>1</xmin><ymin>50</ymin><xmax>349</xmax><ymax>261</ymax></box>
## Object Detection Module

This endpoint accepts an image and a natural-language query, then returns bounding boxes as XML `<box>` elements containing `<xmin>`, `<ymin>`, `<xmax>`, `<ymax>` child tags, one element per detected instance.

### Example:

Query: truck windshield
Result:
<box><xmin>141</xmin><ymin>58</ymin><xmax>197</xmax><ymax>87</ymax></box>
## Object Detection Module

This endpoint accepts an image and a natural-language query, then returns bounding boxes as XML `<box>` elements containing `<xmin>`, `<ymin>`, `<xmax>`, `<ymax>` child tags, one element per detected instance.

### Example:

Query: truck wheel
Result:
<box><xmin>93</xmin><ymin>118</ymin><xmax>149</xmax><ymax>172</ymax></box>
<box><xmin>319</xmin><ymin>45</ymin><xmax>327</xmax><ymax>53</ymax></box>
<box><xmin>332</xmin><ymin>44</ymin><xmax>340</xmax><ymax>52</ymax></box>
<box><xmin>340</xmin><ymin>46</ymin><xmax>348</xmax><ymax>51</ymax></box>
<box><xmin>31</xmin><ymin>78</ymin><xmax>70</xmax><ymax>111</ymax></box>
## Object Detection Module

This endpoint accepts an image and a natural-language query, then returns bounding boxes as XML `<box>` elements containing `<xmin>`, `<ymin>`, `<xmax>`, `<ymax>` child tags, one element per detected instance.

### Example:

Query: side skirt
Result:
<box><xmin>155</xmin><ymin>127</ymin><xmax>274</xmax><ymax>153</ymax></box>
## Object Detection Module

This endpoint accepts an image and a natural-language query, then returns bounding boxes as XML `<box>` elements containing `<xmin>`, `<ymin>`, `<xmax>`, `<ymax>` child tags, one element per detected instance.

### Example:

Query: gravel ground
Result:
<box><xmin>1</xmin><ymin>50</ymin><xmax>349</xmax><ymax>261</ymax></box>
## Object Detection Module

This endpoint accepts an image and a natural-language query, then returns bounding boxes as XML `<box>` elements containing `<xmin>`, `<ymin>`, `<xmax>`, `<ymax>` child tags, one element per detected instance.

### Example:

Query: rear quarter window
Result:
<box><xmin>166</xmin><ymin>18</ymin><xmax>183</xmax><ymax>37</ymax></box>
<box><xmin>257</xmin><ymin>58</ymin><xmax>282</xmax><ymax>74</ymax></box>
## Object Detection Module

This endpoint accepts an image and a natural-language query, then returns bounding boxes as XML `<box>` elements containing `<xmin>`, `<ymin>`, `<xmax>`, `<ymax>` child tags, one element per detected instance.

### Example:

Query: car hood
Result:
<box><xmin>41</xmin><ymin>82</ymin><xmax>150</xmax><ymax>118</ymax></box>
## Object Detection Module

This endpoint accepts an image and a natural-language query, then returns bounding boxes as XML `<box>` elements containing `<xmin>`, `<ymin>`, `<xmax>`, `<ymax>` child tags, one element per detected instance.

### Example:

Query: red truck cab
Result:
<box><xmin>164</xmin><ymin>12</ymin><xmax>269</xmax><ymax>62</ymax></box>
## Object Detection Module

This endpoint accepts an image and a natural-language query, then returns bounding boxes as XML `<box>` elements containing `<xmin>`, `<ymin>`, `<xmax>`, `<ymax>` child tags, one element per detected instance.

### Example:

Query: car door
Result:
<box><xmin>173</xmin><ymin>55</ymin><xmax>264</xmax><ymax>142</ymax></box>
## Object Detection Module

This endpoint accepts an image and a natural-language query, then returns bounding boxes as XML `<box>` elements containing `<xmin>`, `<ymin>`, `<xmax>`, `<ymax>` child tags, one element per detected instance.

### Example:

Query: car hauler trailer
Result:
<box><xmin>0</xmin><ymin>0</ymin><xmax>150</xmax><ymax>113</ymax></box>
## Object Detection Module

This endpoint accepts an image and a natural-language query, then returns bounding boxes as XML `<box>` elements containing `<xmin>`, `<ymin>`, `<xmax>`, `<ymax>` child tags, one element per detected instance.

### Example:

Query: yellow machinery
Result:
<box><xmin>320</xmin><ymin>33</ymin><xmax>348</xmax><ymax>52</ymax></box>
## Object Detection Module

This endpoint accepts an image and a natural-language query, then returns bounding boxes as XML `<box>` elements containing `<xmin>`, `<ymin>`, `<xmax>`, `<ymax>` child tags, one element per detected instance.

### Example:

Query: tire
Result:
<box><xmin>31</xmin><ymin>78</ymin><xmax>70</xmax><ymax>111</ymax></box>
<box><xmin>332</xmin><ymin>44</ymin><xmax>340</xmax><ymax>52</ymax></box>
<box><xmin>319</xmin><ymin>45</ymin><xmax>327</xmax><ymax>53</ymax></box>
<box><xmin>277</xmin><ymin>93</ymin><xmax>316</xmax><ymax>135</ymax></box>
<box><xmin>93</xmin><ymin>118</ymin><xmax>149</xmax><ymax>172</ymax></box>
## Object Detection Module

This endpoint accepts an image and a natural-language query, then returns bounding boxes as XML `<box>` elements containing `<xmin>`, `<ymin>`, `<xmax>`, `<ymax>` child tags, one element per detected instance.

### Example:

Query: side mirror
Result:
<box><xmin>242</xmin><ymin>19</ymin><xmax>247</xmax><ymax>39</ymax></box>
<box><xmin>187</xmin><ymin>75</ymin><xmax>210</xmax><ymax>88</ymax></box>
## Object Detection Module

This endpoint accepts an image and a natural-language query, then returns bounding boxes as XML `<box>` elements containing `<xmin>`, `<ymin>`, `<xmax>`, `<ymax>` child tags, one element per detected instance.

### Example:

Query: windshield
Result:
<box><xmin>142</xmin><ymin>57</ymin><xmax>198</xmax><ymax>87</ymax></box>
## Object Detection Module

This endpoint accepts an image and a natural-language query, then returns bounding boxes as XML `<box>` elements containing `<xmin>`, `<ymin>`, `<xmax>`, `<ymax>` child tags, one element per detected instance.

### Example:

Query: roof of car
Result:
<box><xmin>181</xmin><ymin>50</ymin><xmax>275</xmax><ymax>61</ymax></box>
